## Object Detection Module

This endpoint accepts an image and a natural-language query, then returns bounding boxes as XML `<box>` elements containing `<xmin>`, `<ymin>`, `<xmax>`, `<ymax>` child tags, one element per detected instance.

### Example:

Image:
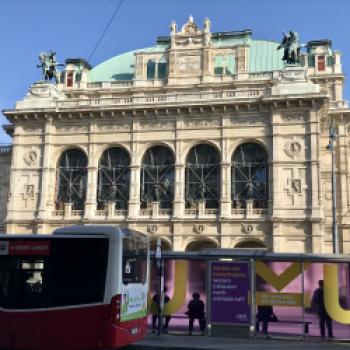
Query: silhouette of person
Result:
<box><xmin>312</xmin><ymin>280</ymin><xmax>334</xmax><ymax>339</ymax></box>
<box><xmin>256</xmin><ymin>305</ymin><xmax>277</xmax><ymax>337</ymax></box>
<box><xmin>152</xmin><ymin>287</ymin><xmax>171</xmax><ymax>334</ymax></box>
<box><xmin>186</xmin><ymin>292</ymin><xmax>206</xmax><ymax>335</ymax></box>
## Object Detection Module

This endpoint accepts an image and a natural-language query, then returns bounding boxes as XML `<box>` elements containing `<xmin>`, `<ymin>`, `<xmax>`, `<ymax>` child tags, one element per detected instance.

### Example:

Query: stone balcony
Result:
<box><xmin>55</xmin><ymin>88</ymin><xmax>269</xmax><ymax>111</ymax></box>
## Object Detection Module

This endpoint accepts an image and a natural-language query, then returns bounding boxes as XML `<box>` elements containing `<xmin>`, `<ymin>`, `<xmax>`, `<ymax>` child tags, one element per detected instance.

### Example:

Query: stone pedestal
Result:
<box><xmin>16</xmin><ymin>81</ymin><xmax>66</xmax><ymax>109</ymax></box>
<box><xmin>271</xmin><ymin>65</ymin><xmax>320</xmax><ymax>95</ymax></box>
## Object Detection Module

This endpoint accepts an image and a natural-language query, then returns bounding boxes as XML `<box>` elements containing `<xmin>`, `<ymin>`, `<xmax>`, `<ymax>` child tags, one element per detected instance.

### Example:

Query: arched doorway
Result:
<box><xmin>150</xmin><ymin>238</ymin><xmax>172</xmax><ymax>251</ymax></box>
<box><xmin>235</xmin><ymin>240</ymin><xmax>267</xmax><ymax>249</ymax></box>
<box><xmin>185</xmin><ymin>239</ymin><xmax>218</xmax><ymax>252</ymax></box>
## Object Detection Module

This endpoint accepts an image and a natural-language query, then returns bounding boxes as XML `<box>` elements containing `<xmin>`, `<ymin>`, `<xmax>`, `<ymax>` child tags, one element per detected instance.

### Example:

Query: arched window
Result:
<box><xmin>56</xmin><ymin>149</ymin><xmax>87</xmax><ymax>210</ymax></box>
<box><xmin>185</xmin><ymin>144</ymin><xmax>220</xmax><ymax>209</ymax></box>
<box><xmin>231</xmin><ymin>143</ymin><xmax>268</xmax><ymax>209</ymax></box>
<box><xmin>97</xmin><ymin>147</ymin><xmax>130</xmax><ymax>210</ymax></box>
<box><xmin>141</xmin><ymin>146</ymin><xmax>175</xmax><ymax>209</ymax></box>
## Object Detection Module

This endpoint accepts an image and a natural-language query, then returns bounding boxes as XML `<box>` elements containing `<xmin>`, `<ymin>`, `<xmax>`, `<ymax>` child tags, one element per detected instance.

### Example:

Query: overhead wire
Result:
<box><xmin>88</xmin><ymin>0</ymin><xmax>125</xmax><ymax>62</ymax></box>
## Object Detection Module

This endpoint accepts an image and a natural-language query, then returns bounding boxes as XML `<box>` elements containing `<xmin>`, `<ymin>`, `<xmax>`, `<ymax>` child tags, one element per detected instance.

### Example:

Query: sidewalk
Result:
<box><xmin>125</xmin><ymin>332</ymin><xmax>350</xmax><ymax>350</ymax></box>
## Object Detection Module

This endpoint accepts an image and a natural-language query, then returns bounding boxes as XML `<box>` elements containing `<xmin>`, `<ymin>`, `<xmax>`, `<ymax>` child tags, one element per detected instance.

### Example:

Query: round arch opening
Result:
<box><xmin>150</xmin><ymin>238</ymin><xmax>172</xmax><ymax>252</ymax></box>
<box><xmin>185</xmin><ymin>239</ymin><xmax>218</xmax><ymax>252</ymax></box>
<box><xmin>234</xmin><ymin>240</ymin><xmax>267</xmax><ymax>249</ymax></box>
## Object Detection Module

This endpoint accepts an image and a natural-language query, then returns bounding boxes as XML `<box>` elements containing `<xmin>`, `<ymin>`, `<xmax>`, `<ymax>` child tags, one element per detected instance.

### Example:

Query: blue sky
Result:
<box><xmin>1</xmin><ymin>0</ymin><xmax>349</xmax><ymax>143</ymax></box>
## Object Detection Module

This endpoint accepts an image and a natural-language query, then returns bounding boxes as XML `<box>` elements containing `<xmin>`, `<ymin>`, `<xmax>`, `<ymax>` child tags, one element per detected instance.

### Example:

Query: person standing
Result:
<box><xmin>152</xmin><ymin>287</ymin><xmax>171</xmax><ymax>334</ymax></box>
<box><xmin>312</xmin><ymin>280</ymin><xmax>334</xmax><ymax>339</ymax></box>
<box><xmin>256</xmin><ymin>305</ymin><xmax>277</xmax><ymax>337</ymax></box>
<box><xmin>186</xmin><ymin>292</ymin><xmax>206</xmax><ymax>335</ymax></box>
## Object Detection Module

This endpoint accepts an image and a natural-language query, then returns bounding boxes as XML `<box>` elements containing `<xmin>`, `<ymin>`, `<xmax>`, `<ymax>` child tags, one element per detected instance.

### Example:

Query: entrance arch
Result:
<box><xmin>234</xmin><ymin>240</ymin><xmax>266</xmax><ymax>249</ymax></box>
<box><xmin>150</xmin><ymin>237</ymin><xmax>172</xmax><ymax>251</ymax></box>
<box><xmin>185</xmin><ymin>239</ymin><xmax>219</xmax><ymax>252</ymax></box>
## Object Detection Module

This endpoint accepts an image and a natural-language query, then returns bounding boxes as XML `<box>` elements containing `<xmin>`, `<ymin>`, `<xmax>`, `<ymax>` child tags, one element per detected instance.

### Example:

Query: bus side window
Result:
<box><xmin>19</xmin><ymin>261</ymin><xmax>45</xmax><ymax>301</ymax></box>
<box><xmin>123</xmin><ymin>236</ymin><xmax>148</xmax><ymax>285</ymax></box>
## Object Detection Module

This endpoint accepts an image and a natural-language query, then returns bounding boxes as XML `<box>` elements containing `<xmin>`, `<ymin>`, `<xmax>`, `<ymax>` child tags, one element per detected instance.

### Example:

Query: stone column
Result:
<box><xmin>84</xmin><ymin>123</ymin><xmax>97</xmax><ymax>219</ymax></box>
<box><xmin>173</xmin><ymin>127</ymin><xmax>184</xmax><ymax>218</ymax></box>
<box><xmin>220</xmin><ymin>162</ymin><xmax>231</xmax><ymax>217</ymax></box>
<box><xmin>338</xmin><ymin>122</ymin><xmax>348</xmax><ymax>214</ymax></box>
<box><xmin>84</xmin><ymin>166</ymin><xmax>98</xmax><ymax>218</ymax></box>
<box><xmin>37</xmin><ymin>118</ymin><xmax>54</xmax><ymax>223</ymax></box>
<box><xmin>173</xmin><ymin>163</ymin><xmax>185</xmax><ymax>217</ymax></box>
<box><xmin>308</xmin><ymin>110</ymin><xmax>322</xmax><ymax>219</ymax></box>
<box><xmin>6</xmin><ymin>124</ymin><xmax>22</xmax><ymax>226</ymax></box>
<box><xmin>271</xmin><ymin>111</ymin><xmax>282</xmax><ymax>218</ymax></box>
<box><xmin>128</xmin><ymin>164</ymin><xmax>141</xmax><ymax>218</ymax></box>
<box><xmin>272</xmin><ymin>222</ymin><xmax>284</xmax><ymax>252</ymax></box>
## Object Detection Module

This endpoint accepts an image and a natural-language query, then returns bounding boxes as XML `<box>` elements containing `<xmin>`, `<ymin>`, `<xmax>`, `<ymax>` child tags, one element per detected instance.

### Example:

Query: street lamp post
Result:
<box><xmin>328</xmin><ymin>118</ymin><xmax>339</xmax><ymax>254</ymax></box>
<box><xmin>155</xmin><ymin>238</ymin><xmax>164</xmax><ymax>335</ymax></box>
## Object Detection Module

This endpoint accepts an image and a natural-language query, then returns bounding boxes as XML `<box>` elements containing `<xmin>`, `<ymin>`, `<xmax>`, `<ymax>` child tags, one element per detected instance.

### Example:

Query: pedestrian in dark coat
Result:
<box><xmin>256</xmin><ymin>305</ymin><xmax>277</xmax><ymax>336</ymax></box>
<box><xmin>312</xmin><ymin>280</ymin><xmax>334</xmax><ymax>339</ymax></box>
<box><xmin>186</xmin><ymin>292</ymin><xmax>206</xmax><ymax>335</ymax></box>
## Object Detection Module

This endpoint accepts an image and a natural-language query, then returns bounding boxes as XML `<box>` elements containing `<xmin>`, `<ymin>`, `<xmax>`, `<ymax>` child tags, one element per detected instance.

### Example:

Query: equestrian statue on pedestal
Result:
<box><xmin>277</xmin><ymin>31</ymin><xmax>301</xmax><ymax>64</ymax></box>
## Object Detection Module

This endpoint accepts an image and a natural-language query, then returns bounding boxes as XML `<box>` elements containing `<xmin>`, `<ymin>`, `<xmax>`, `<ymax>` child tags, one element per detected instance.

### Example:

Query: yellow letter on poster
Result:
<box><xmin>148</xmin><ymin>260</ymin><xmax>188</xmax><ymax>315</ymax></box>
<box><xmin>324</xmin><ymin>264</ymin><xmax>350</xmax><ymax>324</ymax></box>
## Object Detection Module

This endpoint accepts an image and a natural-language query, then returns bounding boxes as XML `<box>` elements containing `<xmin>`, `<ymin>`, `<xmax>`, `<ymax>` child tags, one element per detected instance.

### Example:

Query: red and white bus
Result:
<box><xmin>0</xmin><ymin>225</ymin><xmax>149</xmax><ymax>350</ymax></box>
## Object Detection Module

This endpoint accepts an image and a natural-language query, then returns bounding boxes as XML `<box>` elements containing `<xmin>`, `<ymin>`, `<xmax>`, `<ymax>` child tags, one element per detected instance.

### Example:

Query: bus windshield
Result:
<box><xmin>122</xmin><ymin>233</ymin><xmax>148</xmax><ymax>285</ymax></box>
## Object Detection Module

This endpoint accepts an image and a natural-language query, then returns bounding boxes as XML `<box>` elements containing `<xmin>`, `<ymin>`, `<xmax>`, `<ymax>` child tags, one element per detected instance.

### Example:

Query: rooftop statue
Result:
<box><xmin>170</xmin><ymin>20</ymin><xmax>177</xmax><ymax>35</ymax></box>
<box><xmin>203</xmin><ymin>17</ymin><xmax>211</xmax><ymax>33</ymax></box>
<box><xmin>37</xmin><ymin>50</ymin><xmax>63</xmax><ymax>82</ymax></box>
<box><xmin>277</xmin><ymin>31</ymin><xmax>301</xmax><ymax>64</ymax></box>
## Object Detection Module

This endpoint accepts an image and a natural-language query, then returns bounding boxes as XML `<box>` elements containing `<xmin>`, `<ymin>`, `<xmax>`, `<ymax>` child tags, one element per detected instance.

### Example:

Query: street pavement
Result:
<box><xmin>125</xmin><ymin>332</ymin><xmax>350</xmax><ymax>350</ymax></box>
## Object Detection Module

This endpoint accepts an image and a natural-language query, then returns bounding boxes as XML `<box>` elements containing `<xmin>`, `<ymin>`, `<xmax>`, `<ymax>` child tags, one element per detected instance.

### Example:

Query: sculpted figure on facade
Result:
<box><xmin>37</xmin><ymin>50</ymin><xmax>62</xmax><ymax>82</ymax></box>
<box><xmin>203</xmin><ymin>17</ymin><xmax>211</xmax><ymax>46</ymax></box>
<box><xmin>277</xmin><ymin>31</ymin><xmax>301</xmax><ymax>64</ymax></box>
<box><xmin>170</xmin><ymin>20</ymin><xmax>177</xmax><ymax>36</ymax></box>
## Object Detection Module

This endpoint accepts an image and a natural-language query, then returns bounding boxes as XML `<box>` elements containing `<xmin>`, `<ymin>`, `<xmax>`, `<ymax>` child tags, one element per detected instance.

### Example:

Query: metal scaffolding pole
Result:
<box><xmin>328</xmin><ymin>118</ymin><xmax>339</xmax><ymax>254</ymax></box>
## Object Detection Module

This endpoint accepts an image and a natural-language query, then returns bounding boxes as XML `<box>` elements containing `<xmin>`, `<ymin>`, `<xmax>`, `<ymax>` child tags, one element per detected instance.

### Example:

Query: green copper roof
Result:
<box><xmin>88</xmin><ymin>39</ymin><xmax>284</xmax><ymax>82</ymax></box>
<box><xmin>249</xmin><ymin>40</ymin><xmax>284</xmax><ymax>72</ymax></box>
<box><xmin>88</xmin><ymin>46</ymin><xmax>167</xmax><ymax>82</ymax></box>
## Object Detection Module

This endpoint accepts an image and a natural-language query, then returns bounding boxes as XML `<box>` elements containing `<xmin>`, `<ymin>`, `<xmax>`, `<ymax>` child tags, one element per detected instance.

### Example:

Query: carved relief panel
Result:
<box><xmin>18</xmin><ymin>174</ymin><xmax>40</xmax><ymax>210</ymax></box>
<box><xmin>22</xmin><ymin>147</ymin><xmax>41</xmax><ymax>167</ymax></box>
<box><xmin>283</xmin><ymin>167</ymin><xmax>307</xmax><ymax>207</ymax></box>
<box><xmin>283</xmin><ymin>137</ymin><xmax>305</xmax><ymax>160</ymax></box>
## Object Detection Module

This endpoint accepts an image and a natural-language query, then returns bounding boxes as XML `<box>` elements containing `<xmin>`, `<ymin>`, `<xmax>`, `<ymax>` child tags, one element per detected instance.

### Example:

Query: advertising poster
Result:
<box><xmin>210</xmin><ymin>261</ymin><xmax>250</xmax><ymax>324</ymax></box>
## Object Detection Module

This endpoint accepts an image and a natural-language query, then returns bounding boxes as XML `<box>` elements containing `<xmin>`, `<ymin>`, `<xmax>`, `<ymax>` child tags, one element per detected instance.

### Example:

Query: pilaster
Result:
<box><xmin>128</xmin><ymin>164</ymin><xmax>141</xmax><ymax>218</ymax></box>
<box><xmin>173</xmin><ymin>163</ymin><xmax>185</xmax><ymax>217</ymax></box>
<box><xmin>308</xmin><ymin>110</ymin><xmax>322</xmax><ymax>219</ymax></box>
<box><xmin>37</xmin><ymin>118</ymin><xmax>53</xmax><ymax>220</ymax></box>
<box><xmin>84</xmin><ymin>122</ymin><xmax>97</xmax><ymax>219</ymax></box>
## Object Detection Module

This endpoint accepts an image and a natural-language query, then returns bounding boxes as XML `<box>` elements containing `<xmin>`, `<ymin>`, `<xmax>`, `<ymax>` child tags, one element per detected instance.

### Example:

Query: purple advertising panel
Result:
<box><xmin>210</xmin><ymin>261</ymin><xmax>250</xmax><ymax>324</ymax></box>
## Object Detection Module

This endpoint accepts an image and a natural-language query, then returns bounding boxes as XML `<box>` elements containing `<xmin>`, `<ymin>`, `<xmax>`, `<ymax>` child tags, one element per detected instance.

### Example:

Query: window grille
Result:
<box><xmin>141</xmin><ymin>146</ymin><xmax>175</xmax><ymax>209</ymax></box>
<box><xmin>56</xmin><ymin>149</ymin><xmax>87</xmax><ymax>210</ymax></box>
<box><xmin>185</xmin><ymin>144</ymin><xmax>220</xmax><ymax>209</ymax></box>
<box><xmin>231</xmin><ymin>143</ymin><xmax>268</xmax><ymax>209</ymax></box>
<box><xmin>97</xmin><ymin>147</ymin><xmax>130</xmax><ymax>210</ymax></box>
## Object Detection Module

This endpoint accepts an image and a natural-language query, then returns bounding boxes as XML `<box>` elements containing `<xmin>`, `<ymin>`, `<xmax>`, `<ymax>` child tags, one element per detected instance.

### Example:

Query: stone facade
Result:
<box><xmin>1</xmin><ymin>17</ymin><xmax>350</xmax><ymax>253</ymax></box>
